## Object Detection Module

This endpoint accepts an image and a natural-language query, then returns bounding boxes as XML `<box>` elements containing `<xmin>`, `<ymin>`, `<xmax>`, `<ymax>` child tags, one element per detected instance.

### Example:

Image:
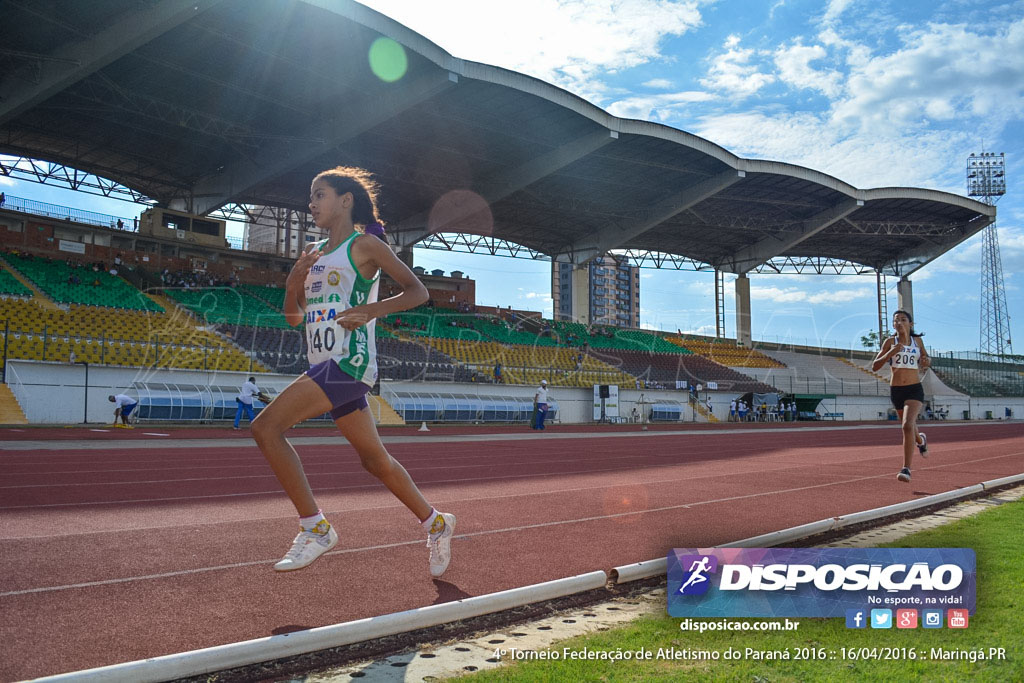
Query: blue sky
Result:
<box><xmin>3</xmin><ymin>0</ymin><xmax>1022</xmax><ymax>353</ymax></box>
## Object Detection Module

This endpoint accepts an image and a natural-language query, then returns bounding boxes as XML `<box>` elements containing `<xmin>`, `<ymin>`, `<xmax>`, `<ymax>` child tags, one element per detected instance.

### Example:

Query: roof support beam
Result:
<box><xmin>393</xmin><ymin>128</ymin><xmax>617</xmax><ymax>249</ymax></box>
<box><xmin>723</xmin><ymin>198</ymin><xmax>863</xmax><ymax>274</ymax></box>
<box><xmin>889</xmin><ymin>214</ymin><xmax>995</xmax><ymax>277</ymax></box>
<box><xmin>191</xmin><ymin>70</ymin><xmax>457</xmax><ymax>215</ymax></box>
<box><xmin>568</xmin><ymin>169</ymin><xmax>742</xmax><ymax>264</ymax></box>
<box><xmin>0</xmin><ymin>0</ymin><xmax>225</xmax><ymax>126</ymax></box>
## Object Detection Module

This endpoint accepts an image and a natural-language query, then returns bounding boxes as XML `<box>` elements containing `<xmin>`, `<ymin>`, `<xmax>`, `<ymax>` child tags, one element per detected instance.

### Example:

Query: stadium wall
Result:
<box><xmin>4</xmin><ymin>360</ymin><xmax>296</xmax><ymax>424</ymax></box>
<box><xmin>6</xmin><ymin>360</ymin><xmax>1022</xmax><ymax>424</ymax></box>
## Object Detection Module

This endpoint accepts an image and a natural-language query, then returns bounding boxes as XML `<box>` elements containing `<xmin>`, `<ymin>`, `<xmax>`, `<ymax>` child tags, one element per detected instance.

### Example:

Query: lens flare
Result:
<box><xmin>427</xmin><ymin>190</ymin><xmax>494</xmax><ymax>236</ymax></box>
<box><xmin>368</xmin><ymin>37</ymin><xmax>407</xmax><ymax>83</ymax></box>
<box><xmin>601</xmin><ymin>484</ymin><xmax>650</xmax><ymax>525</ymax></box>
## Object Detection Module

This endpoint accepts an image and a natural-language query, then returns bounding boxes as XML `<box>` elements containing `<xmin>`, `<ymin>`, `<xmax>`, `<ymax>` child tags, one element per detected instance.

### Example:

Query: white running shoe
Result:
<box><xmin>273</xmin><ymin>521</ymin><xmax>338</xmax><ymax>572</ymax></box>
<box><xmin>426</xmin><ymin>513</ymin><xmax>456</xmax><ymax>578</ymax></box>
<box><xmin>917</xmin><ymin>432</ymin><xmax>928</xmax><ymax>458</ymax></box>
<box><xmin>897</xmin><ymin>467</ymin><xmax>911</xmax><ymax>483</ymax></box>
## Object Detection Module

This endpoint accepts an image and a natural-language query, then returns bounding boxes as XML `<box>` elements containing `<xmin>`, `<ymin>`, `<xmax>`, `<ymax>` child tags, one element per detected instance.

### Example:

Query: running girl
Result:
<box><xmin>252</xmin><ymin>166</ymin><xmax>455</xmax><ymax>575</ymax></box>
<box><xmin>871</xmin><ymin>310</ymin><xmax>930</xmax><ymax>482</ymax></box>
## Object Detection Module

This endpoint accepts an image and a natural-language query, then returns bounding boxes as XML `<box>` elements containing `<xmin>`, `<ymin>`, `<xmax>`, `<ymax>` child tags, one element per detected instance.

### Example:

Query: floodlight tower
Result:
<box><xmin>967</xmin><ymin>152</ymin><xmax>1012</xmax><ymax>355</ymax></box>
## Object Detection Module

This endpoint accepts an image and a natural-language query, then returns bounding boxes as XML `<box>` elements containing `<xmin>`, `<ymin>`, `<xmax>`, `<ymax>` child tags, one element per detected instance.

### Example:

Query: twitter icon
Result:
<box><xmin>870</xmin><ymin>609</ymin><xmax>893</xmax><ymax>629</ymax></box>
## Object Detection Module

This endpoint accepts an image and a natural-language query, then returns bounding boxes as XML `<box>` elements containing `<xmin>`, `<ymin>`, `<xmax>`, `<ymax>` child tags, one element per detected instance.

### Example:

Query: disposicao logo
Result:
<box><xmin>676</xmin><ymin>554</ymin><xmax>718</xmax><ymax>595</ymax></box>
<box><xmin>667</xmin><ymin>548</ymin><xmax>975</xmax><ymax>618</ymax></box>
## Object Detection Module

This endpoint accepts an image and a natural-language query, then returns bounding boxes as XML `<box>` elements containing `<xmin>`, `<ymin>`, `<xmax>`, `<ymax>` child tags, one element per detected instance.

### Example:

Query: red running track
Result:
<box><xmin>1</xmin><ymin>421</ymin><xmax>1022</xmax><ymax>680</ymax></box>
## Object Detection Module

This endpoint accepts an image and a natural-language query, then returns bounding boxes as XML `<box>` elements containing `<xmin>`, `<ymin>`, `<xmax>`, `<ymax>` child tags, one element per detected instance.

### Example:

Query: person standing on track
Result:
<box><xmin>533</xmin><ymin>379</ymin><xmax>550</xmax><ymax>430</ymax></box>
<box><xmin>233</xmin><ymin>376</ymin><xmax>260</xmax><ymax>430</ymax></box>
<box><xmin>871</xmin><ymin>309</ymin><xmax>930</xmax><ymax>483</ymax></box>
<box><xmin>251</xmin><ymin>166</ymin><xmax>455</xmax><ymax>575</ymax></box>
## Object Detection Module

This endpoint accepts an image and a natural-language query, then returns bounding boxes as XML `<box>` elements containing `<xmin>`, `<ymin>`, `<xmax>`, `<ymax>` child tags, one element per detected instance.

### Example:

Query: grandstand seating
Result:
<box><xmin>217</xmin><ymin>323</ymin><xmax>305</xmax><ymax>372</ymax></box>
<box><xmin>0</xmin><ymin>268</ymin><xmax>33</xmax><ymax>297</ymax></box>
<box><xmin>668</xmin><ymin>336</ymin><xmax>785</xmax><ymax>368</ymax></box>
<box><xmin>930</xmin><ymin>356</ymin><xmax>1024</xmax><ymax>397</ymax></box>
<box><xmin>422</xmin><ymin>336</ymin><xmax>637</xmax><ymax>387</ymax></box>
<box><xmin>163</xmin><ymin>286</ymin><xmax>290</xmax><ymax>328</ymax></box>
<box><xmin>550</xmin><ymin>320</ymin><xmax>688</xmax><ymax>353</ymax></box>
<box><xmin>589</xmin><ymin>348</ymin><xmax>776</xmax><ymax>393</ymax></box>
<box><xmin>238</xmin><ymin>283</ymin><xmax>287</xmax><ymax>310</ymax></box>
<box><xmin>748</xmin><ymin>349</ymin><xmax>888</xmax><ymax>396</ymax></box>
<box><xmin>3</xmin><ymin>253</ymin><xmax>162</xmax><ymax>311</ymax></box>
<box><xmin>0</xmin><ymin>298</ymin><xmax>261</xmax><ymax>372</ymax></box>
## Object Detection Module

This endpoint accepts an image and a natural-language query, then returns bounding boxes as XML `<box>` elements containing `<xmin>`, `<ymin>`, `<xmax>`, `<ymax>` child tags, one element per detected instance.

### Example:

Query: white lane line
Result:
<box><xmin>1</xmin><ymin>445</ymin><xmax>1020</xmax><ymax>511</ymax></box>
<box><xmin>0</xmin><ymin>451</ymin><xmax>919</xmax><ymax>540</ymax></box>
<box><xmin>0</xmin><ymin>434</ymin><xmax>905</xmax><ymax>476</ymax></box>
<box><xmin>0</xmin><ymin>440</ymin><xmax>894</xmax><ymax>488</ymax></box>
<box><xmin>0</xmin><ymin>421</ymin><xmax>1006</xmax><ymax>451</ymax></box>
<box><xmin>5</xmin><ymin>454</ymin><xmax>1023</xmax><ymax>597</ymax></box>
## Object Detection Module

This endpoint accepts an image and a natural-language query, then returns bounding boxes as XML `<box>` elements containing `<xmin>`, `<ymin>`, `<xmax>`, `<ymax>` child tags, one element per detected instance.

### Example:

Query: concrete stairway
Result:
<box><xmin>0</xmin><ymin>383</ymin><xmax>28</xmax><ymax>424</ymax></box>
<box><xmin>368</xmin><ymin>394</ymin><xmax>405</xmax><ymax>425</ymax></box>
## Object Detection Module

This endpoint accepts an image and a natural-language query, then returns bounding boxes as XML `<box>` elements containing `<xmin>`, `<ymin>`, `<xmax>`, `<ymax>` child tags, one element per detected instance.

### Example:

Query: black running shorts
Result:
<box><xmin>890</xmin><ymin>382</ymin><xmax>924</xmax><ymax>411</ymax></box>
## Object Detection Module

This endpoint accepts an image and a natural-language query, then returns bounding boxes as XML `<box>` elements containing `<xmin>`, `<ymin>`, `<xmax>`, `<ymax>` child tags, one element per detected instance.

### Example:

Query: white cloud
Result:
<box><xmin>360</xmin><ymin>0</ymin><xmax>703</xmax><ymax>101</ymax></box>
<box><xmin>691</xmin><ymin>18</ymin><xmax>1024</xmax><ymax>193</ymax></box>
<box><xmin>700</xmin><ymin>34</ymin><xmax>776</xmax><ymax>97</ymax></box>
<box><xmin>925</xmin><ymin>225</ymin><xmax>1024</xmax><ymax>277</ymax></box>
<box><xmin>607</xmin><ymin>90</ymin><xmax>716</xmax><ymax>121</ymax></box>
<box><xmin>773</xmin><ymin>42</ymin><xmax>841</xmax><ymax>97</ymax></box>
<box><xmin>822</xmin><ymin>0</ymin><xmax>857</xmax><ymax>25</ymax></box>
<box><xmin>752</xmin><ymin>284</ymin><xmax>873</xmax><ymax>306</ymax></box>
<box><xmin>642</xmin><ymin>78</ymin><xmax>675</xmax><ymax>89</ymax></box>
<box><xmin>833</xmin><ymin>20</ymin><xmax>1024</xmax><ymax>134</ymax></box>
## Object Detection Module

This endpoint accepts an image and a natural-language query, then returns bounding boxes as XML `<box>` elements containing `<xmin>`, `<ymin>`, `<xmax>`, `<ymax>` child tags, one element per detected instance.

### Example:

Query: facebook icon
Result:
<box><xmin>846</xmin><ymin>609</ymin><xmax>867</xmax><ymax>629</ymax></box>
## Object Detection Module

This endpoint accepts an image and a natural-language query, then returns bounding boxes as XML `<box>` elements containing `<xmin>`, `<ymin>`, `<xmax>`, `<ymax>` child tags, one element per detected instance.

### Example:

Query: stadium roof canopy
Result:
<box><xmin>0</xmin><ymin>0</ymin><xmax>995</xmax><ymax>276</ymax></box>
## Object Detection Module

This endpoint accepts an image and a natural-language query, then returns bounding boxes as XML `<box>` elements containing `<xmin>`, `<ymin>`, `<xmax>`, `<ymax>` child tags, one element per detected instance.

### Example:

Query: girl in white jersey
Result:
<box><xmin>252</xmin><ymin>166</ymin><xmax>455</xmax><ymax>575</ymax></box>
<box><xmin>871</xmin><ymin>310</ymin><xmax>931</xmax><ymax>483</ymax></box>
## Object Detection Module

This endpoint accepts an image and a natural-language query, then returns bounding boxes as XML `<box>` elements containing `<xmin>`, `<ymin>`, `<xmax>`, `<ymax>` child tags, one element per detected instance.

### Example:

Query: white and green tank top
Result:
<box><xmin>303</xmin><ymin>233</ymin><xmax>379</xmax><ymax>385</ymax></box>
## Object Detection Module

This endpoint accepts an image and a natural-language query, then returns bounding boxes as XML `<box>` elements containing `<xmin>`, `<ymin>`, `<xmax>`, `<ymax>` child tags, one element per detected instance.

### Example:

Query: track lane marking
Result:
<box><xmin>4</xmin><ymin>451</ymin><xmax>1023</xmax><ymax>597</ymax></box>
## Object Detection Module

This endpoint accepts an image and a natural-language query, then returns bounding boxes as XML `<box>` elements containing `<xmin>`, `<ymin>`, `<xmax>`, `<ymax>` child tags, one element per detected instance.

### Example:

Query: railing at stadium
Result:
<box><xmin>380</xmin><ymin>387</ymin><xmax>559</xmax><ymax>423</ymax></box>
<box><xmin>1</xmin><ymin>194</ymin><xmax>138</xmax><ymax>231</ymax></box>
<box><xmin>755</xmin><ymin>375</ymin><xmax>888</xmax><ymax>397</ymax></box>
<box><xmin>0</xmin><ymin>194</ymin><xmax>244</xmax><ymax>249</ymax></box>
<box><xmin>129</xmin><ymin>382</ymin><xmax>330</xmax><ymax>422</ymax></box>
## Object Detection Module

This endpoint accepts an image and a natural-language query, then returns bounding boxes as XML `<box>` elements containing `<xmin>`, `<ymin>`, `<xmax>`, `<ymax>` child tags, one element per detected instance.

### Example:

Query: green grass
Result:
<box><xmin>461</xmin><ymin>498</ymin><xmax>1024</xmax><ymax>682</ymax></box>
